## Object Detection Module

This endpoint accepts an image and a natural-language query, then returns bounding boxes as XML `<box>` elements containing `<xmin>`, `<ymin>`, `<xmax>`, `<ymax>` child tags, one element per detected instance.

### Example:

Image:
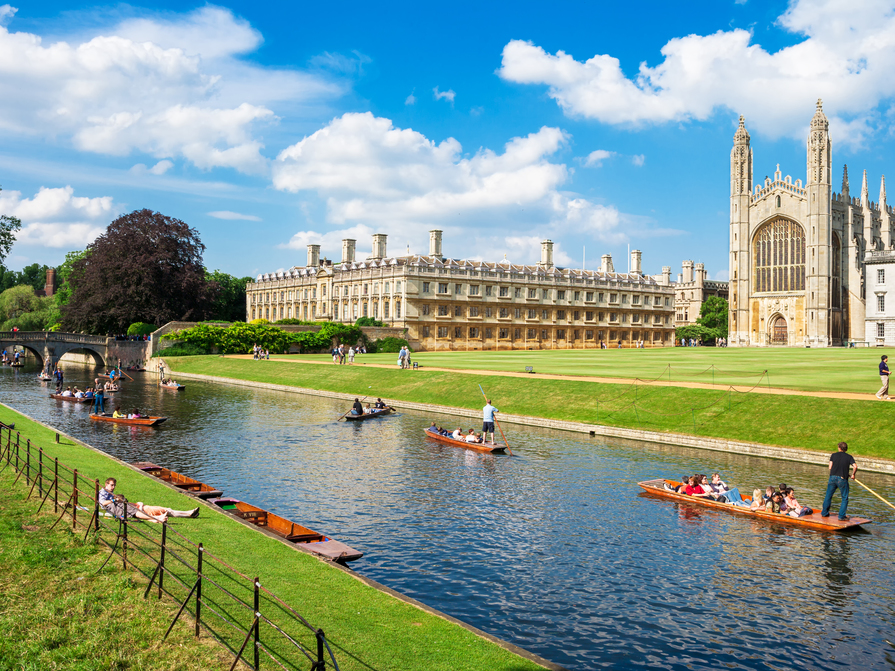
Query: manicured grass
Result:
<box><xmin>303</xmin><ymin>347</ymin><xmax>891</xmax><ymax>394</ymax></box>
<box><xmin>0</xmin><ymin>466</ymin><xmax>232</xmax><ymax>671</ymax></box>
<box><xmin>0</xmin><ymin>404</ymin><xmax>550</xmax><ymax>671</ymax></box>
<box><xmin>168</xmin><ymin>356</ymin><xmax>895</xmax><ymax>461</ymax></box>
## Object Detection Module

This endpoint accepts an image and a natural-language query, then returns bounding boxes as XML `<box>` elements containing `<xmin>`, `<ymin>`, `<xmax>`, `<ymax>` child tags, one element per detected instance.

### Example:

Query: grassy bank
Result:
<box><xmin>290</xmin><ymin>347</ymin><xmax>889</xmax><ymax>394</ymax></box>
<box><xmin>0</xmin><ymin>404</ymin><xmax>551</xmax><ymax>671</ymax></box>
<box><xmin>167</xmin><ymin>356</ymin><xmax>894</xmax><ymax>461</ymax></box>
<box><xmin>0</xmin><ymin>465</ymin><xmax>231</xmax><ymax>671</ymax></box>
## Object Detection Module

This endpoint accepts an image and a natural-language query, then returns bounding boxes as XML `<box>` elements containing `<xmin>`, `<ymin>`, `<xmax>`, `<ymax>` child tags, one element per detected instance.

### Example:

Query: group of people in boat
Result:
<box><xmin>350</xmin><ymin>398</ymin><xmax>388</xmax><ymax>415</ymax></box>
<box><xmin>1</xmin><ymin>348</ymin><xmax>20</xmax><ymax>365</ymax></box>
<box><xmin>59</xmin><ymin>386</ymin><xmax>96</xmax><ymax>399</ymax></box>
<box><xmin>666</xmin><ymin>473</ymin><xmax>815</xmax><ymax>517</ymax></box>
<box><xmin>108</xmin><ymin>406</ymin><xmax>148</xmax><ymax>419</ymax></box>
<box><xmin>160</xmin><ymin>378</ymin><xmax>180</xmax><ymax>387</ymax></box>
<box><xmin>426</xmin><ymin>423</ymin><xmax>489</xmax><ymax>444</ymax></box>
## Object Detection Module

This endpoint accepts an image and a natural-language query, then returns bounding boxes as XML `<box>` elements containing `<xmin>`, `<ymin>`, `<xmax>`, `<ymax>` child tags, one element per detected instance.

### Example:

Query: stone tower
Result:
<box><xmin>805</xmin><ymin>99</ymin><xmax>832</xmax><ymax>346</ymax></box>
<box><xmin>729</xmin><ymin>115</ymin><xmax>752</xmax><ymax>345</ymax></box>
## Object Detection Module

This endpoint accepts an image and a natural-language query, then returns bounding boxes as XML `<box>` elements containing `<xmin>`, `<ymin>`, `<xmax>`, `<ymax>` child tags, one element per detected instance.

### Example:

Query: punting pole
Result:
<box><xmin>854</xmin><ymin>478</ymin><xmax>895</xmax><ymax>512</ymax></box>
<box><xmin>478</xmin><ymin>384</ymin><xmax>513</xmax><ymax>456</ymax></box>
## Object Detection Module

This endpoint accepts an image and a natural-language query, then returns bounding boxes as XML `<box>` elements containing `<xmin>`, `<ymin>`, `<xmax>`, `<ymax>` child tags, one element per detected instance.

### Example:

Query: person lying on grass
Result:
<box><xmin>99</xmin><ymin>478</ymin><xmax>199</xmax><ymax>523</ymax></box>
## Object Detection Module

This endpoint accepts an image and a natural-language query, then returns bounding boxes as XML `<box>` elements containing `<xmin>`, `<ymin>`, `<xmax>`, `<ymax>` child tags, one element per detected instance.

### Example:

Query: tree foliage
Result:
<box><xmin>206</xmin><ymin>270</ymin><xmax>253</xmax><ymax>322</ymax></box>
<box><xmin>675</xmin><ymin>323</ymin><xmax>720</xmax><ymax>344</ymax></box>
<box><xmin>61</xmin><ymin>210</ymin><xmax>216</xmax><ymax>334</ymax></box>
<box><xmin>0</xmin><ymin>286</ymin><xmax>54</xmax><ymax>331</ymax></box>
<box><xmin>162</xmin><ymin>321</ymin><xmax>368</xmax><ymax>355</ymax></box>
<box><xmin>0</xmin><ymin>263</ymin><xmax>50</xmax><ymax>293</ymax></box>
<box><xmin>355</xmin><ymin>317</ymin><xmax>385</xmax><ymax>327</ymax></box>
<box><xmin>127</xmin><ymin>322</ymin><xmax>157</xmax><ymax>336</ymax></box>
<box><xmin>697</xmin><ymin>296</ymin><xmax>729</xmax><ymax>333</ymax></box>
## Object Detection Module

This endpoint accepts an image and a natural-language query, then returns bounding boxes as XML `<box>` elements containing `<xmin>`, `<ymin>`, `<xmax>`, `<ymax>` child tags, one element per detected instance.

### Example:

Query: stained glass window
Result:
<box><xmin>753</xmin><ymin>218</ymin><xmax>806</xmax><ymax>293</ymax></box>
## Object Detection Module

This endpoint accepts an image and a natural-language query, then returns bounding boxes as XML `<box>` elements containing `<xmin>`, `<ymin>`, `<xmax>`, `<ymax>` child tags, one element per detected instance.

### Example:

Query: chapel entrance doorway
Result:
<box><xmin>770</xmin><ymin>315</ymin><xmax>788</xmax><ymax>345</ymax></box>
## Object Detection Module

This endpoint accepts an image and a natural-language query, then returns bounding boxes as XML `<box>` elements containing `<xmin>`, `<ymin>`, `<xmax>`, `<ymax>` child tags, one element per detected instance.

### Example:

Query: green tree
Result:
<box><xmin>0</xmin><ymin>286</ymin><xmax>54</xmax><ymax>330</ymax></box>
<box><xmin>61</xmin><ymin>210</ymin><xmax>216</xmax><ymax>334</ymax></box>
<box><xmin>696</xmin><ymin>296</ymin><xmax>729</xmax><ymax>334</ymax></box>
<box><xmin>0</xmin><ymin>185</ymin><xmax>21</xmax><ymax>267</ymax></box>
<box><xmin>206</xmin><ymin>270</ymin><xmax>253</xmax><ymax>322</ymax></box>
<box><xmin>355</xmin><ymin>317</ymin><xmax>385</xmax><ymax>327</ymax></box>
<box><xmin>675</xmin><ymin>323</ymin><xmax>720</xmax><ymax>345</ymax></box>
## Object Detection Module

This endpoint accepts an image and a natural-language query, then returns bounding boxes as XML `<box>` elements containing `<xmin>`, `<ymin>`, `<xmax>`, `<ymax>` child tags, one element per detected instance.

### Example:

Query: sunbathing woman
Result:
<box><xmin>98</xmin><ymin>478</ymin><xmax>199</xmax><ymax>522</ymax></box>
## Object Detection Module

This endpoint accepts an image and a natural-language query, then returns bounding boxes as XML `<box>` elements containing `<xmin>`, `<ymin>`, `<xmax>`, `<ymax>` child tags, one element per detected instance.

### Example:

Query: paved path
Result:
<box><xmin>227</xmin><ymin>355</ymin><xmax>884</xmax><ymax>403</ymax></box>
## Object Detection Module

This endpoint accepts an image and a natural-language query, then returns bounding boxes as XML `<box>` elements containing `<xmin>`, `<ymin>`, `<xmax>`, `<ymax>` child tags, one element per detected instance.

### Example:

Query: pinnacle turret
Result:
<box><xmin>881</xmin><ymin>175</ymin><xmax>887</xmax><ymax>209</ymax></box>
<box><xmin>842</xmin><ymin>165</ymin><xmax>849</xmax><ymax>198</ymax></box>
<box><xmin>862</xmin><ymin>169</ymin><xmax>869</xmax><ymax>205</ymax></box>
<box><xmin>733</xmin><ymin>115</ymin><xmax>750</xmax><ymax>145</ymax></box>
<box><xmin>811</xmin><ymin>98</ymin><xmax>829</xmax><ymax>130</ymax></box>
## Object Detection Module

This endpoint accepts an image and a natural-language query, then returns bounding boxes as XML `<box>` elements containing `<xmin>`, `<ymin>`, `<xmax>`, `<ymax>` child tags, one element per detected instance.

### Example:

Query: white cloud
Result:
<box><xmin>583</xmin><ymin>149</ymin><xmax>615</xmax><ymax>167</ymax></box>
<box><xmin>713</xmin><ymin>269</ymin><xmax>730</xmax><ymax>281</ymax></box>
<box><xmin>1</xmin><ymin>185</ymin><xmax>119</xmax><ymax>247</ymax></box>
<box><xmin>433</xmin><ymin>86</ymin><xmax>455</xmax><ymax>104</ymax></box>
<box><xmin>0</xmin><ymin>6</ymin><xmax>341</xmax><ymax>173</ymax></box>
<box><xmin>208</xmin><ymin>210</ymin><xmax>261</xmax><ymax>221</ymax></box>
<box><xmin>498</xmin><ymin>0</ymin><xmax>895</xmax><ymax>144</ymax></box>
<box><xmin>0</xmin><ymin>4</ymin><xmax>15</xmax><ymax>25</ymax></box>
<box><xmin>272</xmin><ymin>112</ymin><xmax>634</xmax><ymax>261</ymax></box>
<box><xmin>149</xmin><ymin>159</ymin><xmax>173</xmax><ymax>175</ymax></box>
<box><xmin>405</xmin><ymin>92</ymin><xmax>416</xmax><ymax>105</ymax></box>
<box><xmin>632</xmin><ymin>154</ymin><xmax>645</xmax><ymax>167</ymax></box>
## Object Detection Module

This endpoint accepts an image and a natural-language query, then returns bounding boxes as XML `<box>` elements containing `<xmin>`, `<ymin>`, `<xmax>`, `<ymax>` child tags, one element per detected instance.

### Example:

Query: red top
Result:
<box><xmin>685</xmin><ymin>485</ymin><xmax>703</xmax><ymax>496</ymax></box>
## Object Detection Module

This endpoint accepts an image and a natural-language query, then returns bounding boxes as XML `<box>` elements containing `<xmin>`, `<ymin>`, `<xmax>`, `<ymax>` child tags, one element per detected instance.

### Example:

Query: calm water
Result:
<box><xmin>2</xmin><ymin>363</ymin><xmax>894</xmax><ymax>670</ymax></box>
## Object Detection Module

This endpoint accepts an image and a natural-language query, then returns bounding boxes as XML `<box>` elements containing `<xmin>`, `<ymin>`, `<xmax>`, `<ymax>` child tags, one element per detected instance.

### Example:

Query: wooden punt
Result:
<box><xmin>38</xmin><ymin>374</ymin><xmax>53</xmax><ymax>381</ymax></box>
<box><xmin>160</xmin><ymin>383</ymin><xmax>185</xmax><ymax>391</ymax></box>
<box><xmin>343</xmin><ymin>406</ymin><xmax>393</xmax><ymax>421</ymax></box>
<box><xmin>49</xmin><ymin>393</ymin><xmax>92</xmax><ymax>403</ymax></box>
<box><xmin>211</xmin><ymin>497</ymin><xmax>363</xmax><ymax>563</ymax></box>
<box><xmin>90</xmin><ymin>413</ymin><xmax>168</xmax><ymax>426</ymax></box>
<box><xmin>132</xmin><ymin>462</ymin><xmax>223</xmax><ymax>499</ymax></box>
<box><xmin>638</xmin><ymin>478</ymin><xmax>871</xmax><ymax>532</ymax></box>
<box><xmin>423</xmin><ymin>429</ymin><xmax>508</xmax><ymax>454</ymax></box>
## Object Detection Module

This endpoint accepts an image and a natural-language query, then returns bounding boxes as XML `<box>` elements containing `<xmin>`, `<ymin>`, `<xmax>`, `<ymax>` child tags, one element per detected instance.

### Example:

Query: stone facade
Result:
<box><xmin>672</xmin><ymin>261</ymin><xmax>729</xmax><ymax>327</ymax></box>
<box><xmin>247</xmin><ymin>233</ymin><xmax>676</xmax><ymax>351</ymax></box>
<box><xmin>863</xmin><ymin>250</ymin><xmax>895</xmax><ymax>346</ymax></box>
<box><xmin>729</xmin><ymin>100</ymin><xmax>887</xmax><ymax>347</ymax></box>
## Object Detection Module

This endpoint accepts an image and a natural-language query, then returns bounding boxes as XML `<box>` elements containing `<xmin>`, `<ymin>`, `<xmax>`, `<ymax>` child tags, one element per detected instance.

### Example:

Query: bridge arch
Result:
<box><xmin>58</xmin><ymin>347</ymin><xmax>106</xmax><ymax>367</ymax></box>
<box><xmin>0</xmin><ymin>343</ymin><xmax>44</xmax><ymax>368</ymax></box>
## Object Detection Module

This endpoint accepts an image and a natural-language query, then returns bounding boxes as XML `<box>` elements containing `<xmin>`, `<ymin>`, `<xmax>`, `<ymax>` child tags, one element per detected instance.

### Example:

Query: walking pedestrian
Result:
<box><xmin>876</xmin><ymin>355</ymin><xmax>890</xmax><ymax>400</ymax></box>
<box><xmin>821</xmin><ymin>441</ymin><xmax>858</xmax><ymax>521</ymax></box>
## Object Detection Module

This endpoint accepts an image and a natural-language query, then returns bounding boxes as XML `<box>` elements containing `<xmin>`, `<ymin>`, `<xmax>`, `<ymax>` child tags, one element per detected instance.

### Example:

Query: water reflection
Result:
<box><xmin>1</xmin><ymin>362</ymin><xmax>894</xmax><ymax>670</ymax></box>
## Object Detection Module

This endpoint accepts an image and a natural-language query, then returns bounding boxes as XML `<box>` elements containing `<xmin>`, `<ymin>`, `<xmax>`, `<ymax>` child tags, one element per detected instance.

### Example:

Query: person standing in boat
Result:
<box><xmin>93</xmin><ymin>384</ymin><xmax>105</xmax><ymax>415</ymax></box>
<box><xmin>482</xmin><ymin>399</ymin><xmax>499</xmax><ymax>444</ymax></box>
<box><xmin>351</xmin><ymin>398</ymin><xmax>364</xmax><ymax>415</ymax></box>
<box><xmin>821</xmin><ymin>442</ymin><xmax>858</xmax><ymax>521</ymax></box>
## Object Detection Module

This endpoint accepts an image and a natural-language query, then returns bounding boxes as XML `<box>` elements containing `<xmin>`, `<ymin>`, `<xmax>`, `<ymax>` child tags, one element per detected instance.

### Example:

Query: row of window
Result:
<box><xmin>420</xmin><ymin>304</ymin><xmax>670</xmax><ymax>324</ymax></box>
<box><xmin>252</xmin><ymin>299</ymin><xmax>402</xmax><ymax>322</ymax></box>
<box><xmin>421</xmin><ymin>282</ymin><xmax>669</xmax><ymax>305</ymax></box>
<box><xmin>422</xmin><ymin>326</ymin><xmax>671</xmax><ymax>341</ymax></box>
<box><xmin>251</xmin><ymin>281</ymin><xmax>404</xmax><ymax>304</ymax></box>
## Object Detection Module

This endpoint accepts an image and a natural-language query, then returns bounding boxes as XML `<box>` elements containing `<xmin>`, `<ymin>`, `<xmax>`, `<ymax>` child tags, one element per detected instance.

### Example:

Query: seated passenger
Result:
<box><xmin>375</xmin><ymin>398</ymin><xmax>386</xmax><ymax>409</ymax></box>
<box><xmin>112</xmin><ymin>406</ymin><xmax>124</xmax><ymax>418</ymax></box>
<box><xmin>84</xmin><ymin>388</ymin><xmax>94</xmax><ymax>399</ymax></box>
<box><xmin>685</xmin><ymin>476</ymin><xmax>714</xmax><ymax>499</ymax></box>
<box><xmin>749</xmin><ymin>489</ymin><xmax>765</xmax><ymax>511</ymax></box>
<box><xmin>766</xmin><ymin>493</ymin><xmax>784</xmax><ymax>514</ymax></box>
<box><xmin>365</xmin><ymin>403</ymin><xmax>373</xmax><ymax>414</ymax></box>
<box><xmin>61</xmin><ymin>387</ymin><xmax>73</xmax><ymax>397</ymax></box>
<box><xmin>763</xmin><ymin>486</ymin><xmax>776</xmax><ymax>503</ymax></box>
<box><xmin>451</xmin><ymin>427</ymin><xmax>463</xmax><ymax>440</ymax></box>
<box><xmin>699</xmin><ymin>475</ymin><xmax>727</xmax><ymax>502</ymax></box>
<box><xmin>465</xmin><ymin>429</ymin><xmax>480</xmax><ymax>443</ymax></box>
<box><xmin>427</xmin><ymin>422</ymin><xmax>439</xmax><ymax>433</ymax></box>
<box><xmin>74</xmin><ymin>388</ymin><xmax>84</xmax><ymax>398</ymax></box>
<box><xmin>783</xmin><ymin>487</ymin><xmax>813</xmax><ymax>517</ymax></box>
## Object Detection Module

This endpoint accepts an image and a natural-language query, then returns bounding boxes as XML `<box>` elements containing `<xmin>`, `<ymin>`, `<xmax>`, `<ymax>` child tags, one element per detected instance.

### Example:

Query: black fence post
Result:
<box><xmin>25</xmin><ymin>439</ymin><xmax>30</xmax><ymax>485</ymax></box>
<box><xmin>38</xmin><ymin>448</ymin><xmax>43</xmax><ymax>499</ymax></box>
<box><xmin>196</xmin><ymin>544</ymin><xmax>203</xmax><ymax>637</ymax></box>
<box><xmin>93</xmin><ymin>479</ymin><xmax>100</xmax><ymax>532</ymax></box>
<box><xmin>254</xmin><ymin>577</ymin><xmax>260</xmax><ymax>670</ymax></box>
<box><xmin>159</xmin><ymin>523</ymin><xmax>166</xmax><ymax>599</ymax></box>
<box><xmin>72</xmin><ymin>469</ymin><xmax>78</xmax><ymax>530</ymax></box>
<box><xmin>53</xmin><ymin>458</ymin><xmax>58</xmax><ymax>512</ymax></box>
<box><xmin>122</xmin><ymin>509</ymin><xmax>128</xmax><ymax>570</ymax></box>
<box><xmin>315</xmin><ymin>629</ymin><xmax>326</xmax><ymax>671</ymax></box>
<box><xmin>15</xmin><ymin>432</ymin><xmax>20</xmax><ymax>473</ymax></box>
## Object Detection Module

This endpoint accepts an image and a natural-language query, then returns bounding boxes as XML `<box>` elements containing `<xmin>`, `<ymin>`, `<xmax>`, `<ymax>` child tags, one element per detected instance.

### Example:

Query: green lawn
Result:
<box><xmin>295</xmin><ymin>347</ymin><xmax>888</xmax><ymax>394</ymax></box>
<box><xmin>167</xmin><ymin>356</ymin><xmax>895</xmax><ymax>461</ymax></box>
<box><xmin>0</xmin><ymin>404</ymin><xmax>551</xmax><ymax>671</ymax></box>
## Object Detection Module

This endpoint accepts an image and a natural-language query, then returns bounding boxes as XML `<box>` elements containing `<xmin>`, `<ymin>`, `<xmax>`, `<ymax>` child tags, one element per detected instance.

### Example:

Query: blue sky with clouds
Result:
<box><xmin>3</xmin><ymin>0</ymin><xmax>895</xmax><ymax>281</ymax></box>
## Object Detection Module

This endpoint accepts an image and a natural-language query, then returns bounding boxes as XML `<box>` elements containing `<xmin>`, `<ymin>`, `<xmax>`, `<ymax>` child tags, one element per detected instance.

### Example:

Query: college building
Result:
<box><xmin>247</xmin><ymin>232</ymin><xmax>676</xmax><ymax>350</ymax></box>
<box><xmin>671</xmin><ymin>260</ymin><xmax>729</xmax><ymax>327</ymax></box>
<box><xmin>729</xmin><ymin>99</ymin><xmax>891</xmax><ymax>347</ymax></box>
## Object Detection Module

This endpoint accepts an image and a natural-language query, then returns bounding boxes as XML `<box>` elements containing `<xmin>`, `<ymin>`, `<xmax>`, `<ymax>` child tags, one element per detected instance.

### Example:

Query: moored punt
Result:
<box><xmin>132</xmin><ymin>462</ymin><xmax>223</xmax><ymax>499</ymax></box>
<box><xmin>90</xmin><ymin>413</ymin><xmax>168</xmax><ymax>426</ymax></box>
<box><xmin>423</xmin><ymin>429</ymin><xmax>508</xmax><ymax>454</ymax></box>
<box><xmin>49</xmin><ymin>393</ymin><xmax>92</xmax><ymax>403</ymax></box>
<box><xmin>638</xmin><ymin>478</ymin><xmax>871</xmax><ymax>532</ymax></box>
<box><xmin>211</xmin><ymin>497</ymin><xmax>363</xmax><ymax>563</ymax></box>
<box><xmin>343</xmin><ymin>406</ymin><xmax>393</xmax><ymax>421</ymax></box>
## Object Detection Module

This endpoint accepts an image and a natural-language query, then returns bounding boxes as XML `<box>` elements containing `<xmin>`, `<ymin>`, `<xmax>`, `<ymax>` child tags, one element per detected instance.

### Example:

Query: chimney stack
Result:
<box><xmin>600</xmin><ymin>254</ymin><xmax>614</xmax><ymax>274</ymax></box>
<box><xmin>44</xmin><ymin>267</ymin><xmax>57</xmax><ymax>297</ymax></box>
<box><xmin>429</xmin><ymin>230</ymin><xmax>443</xmax><ymax>257</ymax></box>
<box><xmin>661</xmin><ymin>266</ymin><xmax>671</xmax><ymax>285</ymax></box>
<box><xmin>630</xmin><ymin>249</ymin><xmax>642</xmax><ymax>275</ymax></box>
<box><xmin>540</xmin><ymin>239</ymin><xmax>554</xmax><ymax>267</ymax></box>
<box><xmin>341</xmin><ymin>239</ymin><xmax>356</xmax><ymax>264</ymax></box>
<box><xmin>695</xmin><ymin>262</ymin><xmax>705</xmax><ymax>286</ymax></box>
<box><xmin>307</xmin><ymin>244</ymin><xmax>320</xmax><ymax>268</ymax></box>
<box><xmin>371</xmin><ymin>233</ymin><xmax>388</xmax><ymax>259</ymax></box>
<box><xmin>682</xmin><ymin>260</ymin><xmax>694</xmax><ymax>283</ymax></box>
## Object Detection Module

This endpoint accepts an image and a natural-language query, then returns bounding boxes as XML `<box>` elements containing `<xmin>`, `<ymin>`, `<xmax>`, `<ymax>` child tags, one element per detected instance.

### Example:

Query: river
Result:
<box><xmin>1</xmin><ymin>363</ymin><xmax>893</xmax><ymax>670</ymax></box>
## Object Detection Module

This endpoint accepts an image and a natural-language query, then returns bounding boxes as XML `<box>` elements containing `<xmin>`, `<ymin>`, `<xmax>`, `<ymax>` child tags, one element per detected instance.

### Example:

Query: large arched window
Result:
<box><xmin>753</xmin><ymin>218</ymin><xmax>806</xmax><ymax>293</ymax></box>
<box><xmin>832</xmin><ymin>232</ymin><xmax>841</xmax><ymax>309</ymax></box>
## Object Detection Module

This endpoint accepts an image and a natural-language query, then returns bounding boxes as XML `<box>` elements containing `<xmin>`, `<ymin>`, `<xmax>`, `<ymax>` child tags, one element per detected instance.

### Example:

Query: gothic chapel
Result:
<box><xmin>728</xmin><ymin>100</ymin><xmax>886</xmax><ymax>347</ymax></box>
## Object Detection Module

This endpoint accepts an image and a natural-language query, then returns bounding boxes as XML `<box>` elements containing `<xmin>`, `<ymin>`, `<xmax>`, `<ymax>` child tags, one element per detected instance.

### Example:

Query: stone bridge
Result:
<box><xmin>0</xmin><ymin>331</ymin><xmax>151</xmax><ymax>369</ymax></box>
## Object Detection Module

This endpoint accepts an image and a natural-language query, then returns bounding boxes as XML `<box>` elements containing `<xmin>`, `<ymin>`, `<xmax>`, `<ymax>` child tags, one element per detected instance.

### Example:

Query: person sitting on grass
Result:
<box><xmin>98</xmin><ymin>478</ymin><xmax>199</xmax><ymax>522</ymax></box>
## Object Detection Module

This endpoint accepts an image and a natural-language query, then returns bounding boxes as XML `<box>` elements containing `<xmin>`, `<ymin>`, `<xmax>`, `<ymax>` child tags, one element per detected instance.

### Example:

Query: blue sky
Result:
<box><xmin>3</xmin><ymin>0</ymin><xmax>895</xmax><ymax>281</ymax></box>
